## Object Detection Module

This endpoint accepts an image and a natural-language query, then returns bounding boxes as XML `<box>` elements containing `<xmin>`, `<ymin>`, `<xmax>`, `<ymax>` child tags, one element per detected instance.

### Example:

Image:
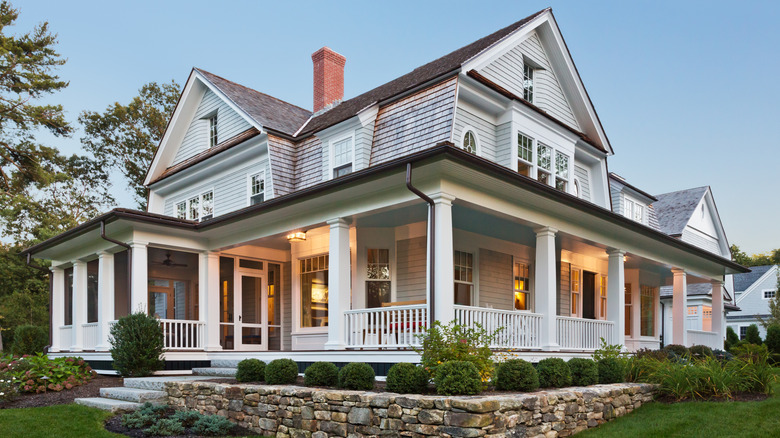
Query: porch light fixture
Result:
<box><xmin>287</xmin><ymin>231</ymin><xmax>306</xmax><ymax>242</ymax></box>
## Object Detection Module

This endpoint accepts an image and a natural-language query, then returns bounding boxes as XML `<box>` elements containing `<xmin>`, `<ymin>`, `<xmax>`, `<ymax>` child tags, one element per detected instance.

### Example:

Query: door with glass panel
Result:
<box><xmin>237</xmin><ymin>274</ymin><xmax>265</xmax><ymax>350</ymax></box>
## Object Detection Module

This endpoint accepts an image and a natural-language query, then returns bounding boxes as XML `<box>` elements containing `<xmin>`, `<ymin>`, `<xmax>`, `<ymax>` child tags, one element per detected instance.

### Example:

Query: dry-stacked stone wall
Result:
<box><xmin>165</xmin><ymin>381</ymin><xmax>655</xmax><ymax>438</ymax></box>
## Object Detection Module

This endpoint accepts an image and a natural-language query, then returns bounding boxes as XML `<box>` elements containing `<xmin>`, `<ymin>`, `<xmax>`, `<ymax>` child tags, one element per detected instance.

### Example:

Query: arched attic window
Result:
<box><xmin>461</xmin><ymin>129</ymin><xmax>478</xmax><ymax>155</ymax></box>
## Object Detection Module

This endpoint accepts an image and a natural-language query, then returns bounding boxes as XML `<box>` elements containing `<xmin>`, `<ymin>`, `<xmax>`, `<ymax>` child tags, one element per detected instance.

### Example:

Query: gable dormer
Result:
<box><xmin>608</xmin><ymin>173</ymin><xmax>658</xmax><ymax>227</ymax></box>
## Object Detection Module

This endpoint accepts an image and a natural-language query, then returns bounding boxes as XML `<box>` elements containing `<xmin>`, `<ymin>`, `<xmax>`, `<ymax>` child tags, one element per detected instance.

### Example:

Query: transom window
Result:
<box><xmin>176</xmin><ymin>190</ymin><xmax>214</xmax><ymax>221</ymax></box>
<box><xmin>687</xmin><ymin>306</ymin><xmax>698</xmax><ymax>316</ymax></box>
<box><xmin>300</xmin><ymin>255</ymin><xmax>329</xmax><ymax>328</ymax></box>
<box><xmin>517</xmin><ymin>132</ymin><xmax>533</xmax><ymax>176</ymax></box>
<box><xmin>462</xmin><ymin>130</ymin><xmax>477</xmax><ymax>154</ymax></box>
<box><xmin>366</xmin><ymin>249</ymin><xmax>391</xmax><ymax>308</ymax></box>
<box><xmin>571</xmin><ymin>268</ymin><xmax>581</xmax><ymax>316</ymax></box>
<box><xmin>523</xmin><ymin>64</ymin><xmax>534</xmax><ymax>102</ymax></box>
<box><xmin>555</xmin><ymin>151</ymin><xmax>569</xmax><ymax>191</ymax></box>
<box><xmin>514</xmin><ymin>262</ymin><xmax>531</xmax><ymax>311</ymax></box>
<box><xmin>209</xmin><ymin>115</ymin><xmax>218</xmax><ymax>147</ymax></box>
<box><xmin>599</xmin><ymin>276</ymin><xmax>607</xmax><ymax>318</ymax></box>
<box><xmin>249</xmin><ymin>172</ymin><xmax>265</xmax><ymax>205</ymax></box>
<box><xmin>454</xmin><ymin>251</ymin><xmax>474</xmax><ymax>306</ymax></box>
<box><xmin>332</xmin><ymin>135</ymin><xmax>353</xmax><ymax>178</ymax></box>
<box><xmin>764</xmin><ymin>290</ymin><xmax>776</xmax><ymax>299</ymax></box>
<box><xmin>537</xmin><ymin>143</ymin><xmax>552</xmax><ymax>185</ymax></box>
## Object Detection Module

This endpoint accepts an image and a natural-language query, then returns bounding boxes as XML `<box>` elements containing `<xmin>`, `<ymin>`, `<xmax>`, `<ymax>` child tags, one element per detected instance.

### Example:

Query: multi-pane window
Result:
<box><xmin>640</xmin><ymin>285</ymin><xmax>655</xmax><ymax>337</ymax></box>
<box><xmin>188</xmin><ymin>196</ymin><xmax>199</xmax><ymax>220</ymax></box>
<box><xmin>300</xmin><ymin>255</ymin><xmax>329</xmax><ymax>328</ymax></box>
<box><xmin>523</xmin><ymin>64</ymin><xmax>534</xmax><ymax>102</ymax></box>
<box><xmin>514</xmin><ymin>262</ymin><xmax>530</xmax><ymax>311</ymax></box>
<box><xmin>555</xmin><ymin>151</ymin><xmax>569</xmax><ymax>191</ymax></box>
<box><xmin>179</xmin><ymin>190</ymin><xmax>214</xmax><ymax>221</ymax></box>
<box><xmin>739</xmin><ymin>326</ymin><xmax>747</xmax><ymax>340</ymax></box>
<box><xmin>703</xmin><ymin>306</ymin><xmax>712</xmax><ymax>318</ymax></box>
<box><xmin>332</xmin><ymin>136</ymin><xmax>353</xmax><ymax>178</ymax></box>
<box><xmin>201</xmin><ymin>191</ymin><xmax>213</xmax><ymax>220</ymax></box>
<box><xmin>462</xmin><ymin>131</ymin><xmax>477</xmax><ymax>154</ymax></box>
<box><xmin>625</xmin><ymin>284</ymin><xmax>632</xmax><ymax>336</ymax></box>
<box><xmin>250</xmin><ymin>172</ymin><xmax>265</xmax><ymax>205</ymax></box>
<box><xmin>624</xmin><ymin>198</ymin><xmax>644</xmax><ymax>223</ymax></box>
<box><xmin>571</xmin><ymin>269</ymin><xmax>581</xmax><ymax>316</ymax></box>
<box><xmin>764</xmin><ymin>290</ymin><xmax>776</xmax><ymax>299</ymax></box>
<box><xmin>453</xmin><ymin>251</ymin><xmax>473</xmax><ymax>306</ymax></box>
<box><xmin>366</xmin><ymin>249</ymin><xmax>390</xmax><ymax>308</ymax></box>
<box><xmin>209</xmin><ymin>115</ymin><xmax>218</xmax><ymax>147</ymax></box>
<box><xmin>687</xmin><ymin>306</ymin><xmax>698</xmax><ymax>316</ymax></box>
<box><xmin>517</xmin><ymin>133</ymin><xmax>533</xmax><ymax>176</ymax></box>
<box><xmin>599</xmin><ymin>276</ymin><xmax>607</xmax><ymax>318</ymax></box>
<box><xmin>176</xmin><ymin>202</ymin><xmax>186</xmax><ymax>220</ymax></box>
<box><xmin>536</xmin><ymin>143</ymin><xmax>552</xmax><ymax>185</ymax></box>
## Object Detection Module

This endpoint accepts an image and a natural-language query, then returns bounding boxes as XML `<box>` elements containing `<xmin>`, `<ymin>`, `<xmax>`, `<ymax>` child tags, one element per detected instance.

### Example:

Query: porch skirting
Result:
<box><xmin>165</xmin><ymin>381</ymin><xmax>657</xmax><ymax>437</ymax></box>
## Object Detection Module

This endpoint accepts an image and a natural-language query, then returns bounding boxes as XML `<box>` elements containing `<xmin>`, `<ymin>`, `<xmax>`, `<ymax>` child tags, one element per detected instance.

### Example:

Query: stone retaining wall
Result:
<box><xmin>165</xmin><ymin>381</ymin><xmax>656</xmax><ymax>438</ymax></box>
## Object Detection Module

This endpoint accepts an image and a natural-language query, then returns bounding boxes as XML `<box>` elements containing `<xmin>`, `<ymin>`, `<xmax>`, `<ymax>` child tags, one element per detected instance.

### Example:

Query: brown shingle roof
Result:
<box><xmin>195</xmin><ymin>68</ymin><xmax>312</xmax><ymax>136</ymax></box>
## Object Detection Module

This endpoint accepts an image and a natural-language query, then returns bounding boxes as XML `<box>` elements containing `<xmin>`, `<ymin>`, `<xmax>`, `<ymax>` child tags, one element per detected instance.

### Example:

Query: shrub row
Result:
<box><xmin>235</xmin><ymin>359</ymin><xmax>377</xmax><ymax>390</ymax></box>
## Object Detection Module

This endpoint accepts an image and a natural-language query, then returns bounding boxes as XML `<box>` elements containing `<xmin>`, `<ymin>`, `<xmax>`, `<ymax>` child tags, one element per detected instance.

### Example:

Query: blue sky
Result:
<box><xmin>13</xmin><ymin>0</ymin><xmax>780</xmax><ymax>255</ymax></box>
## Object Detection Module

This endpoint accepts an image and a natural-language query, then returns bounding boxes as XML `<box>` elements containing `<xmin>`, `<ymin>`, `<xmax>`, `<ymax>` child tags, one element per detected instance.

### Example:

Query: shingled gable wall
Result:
<box><xmin>166</xmin><ymin>381</ymin><xmax>656</xmax><ymax>438</ymax></box>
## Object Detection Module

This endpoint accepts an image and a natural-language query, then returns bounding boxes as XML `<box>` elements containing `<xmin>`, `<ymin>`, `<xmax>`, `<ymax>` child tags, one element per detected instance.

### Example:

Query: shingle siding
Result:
<box><xmin>396</xmin><ymin>237</ymin><xmax>427</xmax><ymax>302</ymax></box>
<box><xmin>173</xmin><ymin>89</ymin><xmax>252</xmax><ymax>165</ymax></box>
<box><xmin>267</xmin><ymin>135</ymin><xmax>297</xmax><ymax>197</ymax></box>
<box><xmin>370</xmin><ymin>78</ymin><xmax>457</xmax><ymax>166</ymax></box>
<box><xmin>294</xmin><ymin>136</ymin><xmax>324</xmax><ymax>191</ymax></box>
<box><xmin>478</xmin><ymin>249</ymin><xmax>513</xmax><ymax>310</ymax></box>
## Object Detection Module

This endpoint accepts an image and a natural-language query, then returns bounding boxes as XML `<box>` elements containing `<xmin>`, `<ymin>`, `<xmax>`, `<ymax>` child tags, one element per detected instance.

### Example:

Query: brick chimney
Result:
<box><xmin>312</xmin><ymin>47</ymin><xmax>346</xmax><ymax>113</ymax></box>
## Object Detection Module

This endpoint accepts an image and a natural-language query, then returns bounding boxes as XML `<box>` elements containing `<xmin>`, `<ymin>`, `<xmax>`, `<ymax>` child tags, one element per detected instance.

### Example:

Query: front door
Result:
<box><xmin>235</xmin><ymin>272</ymin><xmax>282</xmax><ymax>351</ymax></box>
<box><xmin>582</xmin><ymin>271</ymin><xmax>596</xmax><ymax>319</ymax></box>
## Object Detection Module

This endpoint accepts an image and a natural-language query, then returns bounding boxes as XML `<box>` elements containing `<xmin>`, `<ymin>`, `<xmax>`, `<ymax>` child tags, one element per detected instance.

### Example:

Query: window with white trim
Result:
<box><xmin>209</xmin><ymin>115</ymin><xmax>218</xmax><ymax>147</ymax></box>
<box><xmin>523</xmin><ymin>64</ymin><xmax>534</xmax><ymax>102</ymax></box>
<box><xmin>739</xmin><ymin>326</ymin><xmax>747</xmax><ymax>340</ymax></box>
<box><xmin>537</xmin><ymin>143</ymin><xmax>552</xmax><ymax>185</ymax></box>
<box><xmin>571</xmin><ymin>268</ymin><xmax>581</xmax><ymax>316</ymax></box>
<box><xmin>764</xmin><ymin>290</ymin><xmax>776</xmax><ymax>299</ymax></box>
<box><xmin>249</xmin><ymin>172</ymin><xmax>265</xmax><ymax>205</ymax></box>
<box><xmin>454</xmin><ymin>250</ymin><xmax>473</xmax><ymax>306</ymax></box>
<box><xmin>366</xmin><ymin>249</ymin><xmax>391</xmax><ymax>308</ymax></box>
<box><xmin>625</xmin><ymin>284</ymin><xmax>632</xmax><ymax>336</ymax></box>
<box><xmin>331</xmin><ymin>135</ymin><xmax>353</xmax><ymax>178</ymax></box>
<box><xmin>517</xmin><ymin>132</ymin><xmax>533</xmax><ymax>176</ymax></box>
<box><xmin>176</xmin><ymin>201</ymin><xmax>186</xmax><ymax>220</ymax></box>
<box><xmin>201</xmin><ymin>191</ymin><xmax>213</xmax><ymax>220</ymax></box>
<box><xmin>179</xmin><ymin>190</ymin><xmax>214</xmax><ymax>221</ymax></box>
<box><xmin>624</xmin><ymin>198</ymin><xmax>644</xmax><ymax>223</ymax></box>
<box><xmin>640</xmin><ymin>286</ymin><xmax>655</xmax><ymax>336</ymax></box>
<box><xmin>555</xmin><ymin>151</ymin><xmax>569</xmax><ymax>191</ymax></box>
<box><xmin>514</xmin><ymin>261</ymin><xmax>531</xmax><ymax>311</ymax></box>
<box><xmin>687</xmin><ymin>306</ymin><xmax>698</xmax><ymax>316</ymax></box>
<box><xmin>515</xmin><ymin>132</ymin><xmax>571</xmax><ymax>194</ymax></box>
<box><xmin>599</xmin><ymin>276</ymin><xmax>607</xmax><ymax>318</ymax></box>
<box><xmin>462</xmin><ymin>130</ymin><xmax>477</xmax><ymax>154</ymax></box>
<box><xmin>300</xmin><ymin>255</ymin><xmax>329</xmax><ymax>328</ymax></box>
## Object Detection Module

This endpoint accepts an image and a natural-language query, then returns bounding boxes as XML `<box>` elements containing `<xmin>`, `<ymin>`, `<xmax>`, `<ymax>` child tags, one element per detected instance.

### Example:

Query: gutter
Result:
<box><xmin>405</xmin><ymin>162</ymin><xmax>436</xmax><ymax>325</ymax></box>
<box><xmin>25</xmin><ymin>253</ymin><xmax>53</xmax><ymax>353</ymax></box>
<box><xmin>100</xmin><ymin>221</ymin><xmax>132</xmax><ymax>304</ymax></box>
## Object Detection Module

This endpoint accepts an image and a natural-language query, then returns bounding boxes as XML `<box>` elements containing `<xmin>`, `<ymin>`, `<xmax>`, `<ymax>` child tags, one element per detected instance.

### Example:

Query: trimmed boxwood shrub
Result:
<box><xmin>536</xmin><ymin>358</ymin><xmax>571</xmax><ymax>388</ymax></box>
<box><xmin>495</xmin><ymin>359</ymin><xmax>539</xmax><ymax>392</ymax></box>
<box><xmin>10</xmin><ymin>325</ymin><xmax>48</xmax><ymax>356</ymax></box>
<box><xmin>726</xmin><ymin>326</ymin><xmax>739</xmax><ymax>351</ymax></box>
<box><xmin>568</xmin><ymin>358</ymin><xmax>598</xmax><ymax>386</ymax></box>
<box><xmin>386</xmin><ymin>363</ymin><xmax>428</xmax><ymax>394</ymax></box>
<box><xmin>434</xmin><ymin>360</ymin><xmax>481</xmax><ymax>395</ymax></box>
<box><xmin>338</xmin><ymin>362</ymin><xmax>375</xmax><ymax>390</ymax></box>
<box><xmin>746</xmin><ymin>324</ymin><xmax>762</xmax><ymax>345</ymax></box>
<box><xmin>109</xmin><ymin>313</ymin><xmax>164</xmax><ymax>377</ymax></box>
<box><xmin>304</xmin><ymin>361</ymin><xmax>339</xmax><ymax>387</ymax></box>
<box><xmin>598</xmin><ymin>357</ymin><xmax>625</xmax><ymax>384</ymax></box>
<box><xmin>689</xmin><ymin>345</ymin><xmax>714</xmax><ymax>359</ymax></box>
<box><xmin>265</xmin><ymin>359</ymin><xmax>298</xmax><ymax>385</ymax></box>
<box><xmin>663</xmin><ymin>344</ymin><xmax>689</xmax><ymax>358</ymax></box>
<box><xmin>236</xmin><ymin>359</ymin><xmax>265</xmax><ymax>382</ymax></box>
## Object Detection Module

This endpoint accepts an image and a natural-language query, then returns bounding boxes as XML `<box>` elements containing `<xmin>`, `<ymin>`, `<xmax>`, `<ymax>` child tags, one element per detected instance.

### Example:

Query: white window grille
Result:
<box><xmin>462</xmin><ymin>131</ymin><xmax>477</xmax><ymax>154</ymax></box>
<box><xmin>454</xmin><ymin>251</ymin><xmax>474</xmax><ymax>306</ymax></box>
<box><xmin>523</xmin><ymin>64</ymin><xmax>534</xmax><ymax>102</ymax></box>
<box><xmin>250</xmin><ymin>172</ymin><xmax>265</xmax><ymax>205</ymax></box>
<box><xmin>537</xmin><ymin>143</ymin><xmax>552</xmax><ymax>186</ymax></box>
<box><xmin>517</xmin><ymin>132</ymin><xmax>533</xmax><ymax>176</ymax></box>
<box><xmin>209</xmin><ymin>115</ymin><xmax>218</xmax><ymax>147</ymax></box>
<box><xmin>332</xmin><ymin>136</ymin><xmax>353</xmax><ymax>178</ymax></box>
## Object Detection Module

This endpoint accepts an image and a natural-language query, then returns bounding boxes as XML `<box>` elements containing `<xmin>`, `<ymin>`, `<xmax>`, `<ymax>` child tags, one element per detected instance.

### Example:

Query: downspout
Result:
<box><xmin>100</xmin><ymin>221</ymin><xmax>132</xmax><ymax>316</ymax></box>
<box><xmin>406</xmin><ymin>163</ymin><xmax>436</xmax><ymax>325</ymax></box>
<box><xmin>25</xmin><ymin>253</ymin><xmax>52</xmax><ymax>353</ymax></box>
<box><xmin>660</xmin><ymin>301</ymin><xmax>665</xmax><ymax>349</ymax></box>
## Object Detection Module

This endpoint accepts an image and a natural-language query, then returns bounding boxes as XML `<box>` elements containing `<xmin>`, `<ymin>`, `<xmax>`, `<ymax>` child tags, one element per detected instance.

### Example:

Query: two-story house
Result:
<box><xmin>727</xmin><ymin>265</ymin><xmax>779</xmax><ymax>340</ymax></box>
<box><xmin>22</xmin><ymin>8</ymin><xmax>747</xmax><ymax>373</ymax></box>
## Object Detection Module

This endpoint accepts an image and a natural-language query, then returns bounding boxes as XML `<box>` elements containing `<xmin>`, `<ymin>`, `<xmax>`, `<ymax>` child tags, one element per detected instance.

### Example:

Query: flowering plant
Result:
<box><xmin>0</xmin><ymin>353</ymin><xmax>95</xmax><ymax>394</ymax></box>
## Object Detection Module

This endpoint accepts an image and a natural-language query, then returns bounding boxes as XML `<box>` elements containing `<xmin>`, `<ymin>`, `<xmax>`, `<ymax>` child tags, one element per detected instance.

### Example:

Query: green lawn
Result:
<box><xmin>0</xmin><ymin>404</ymin><xmax>119</xmax><ymax>438</ymax></box>
<box><xmin>581</xmin><ymin>383</ymin><xmax>780</xmax><ymax>438</ymax></box>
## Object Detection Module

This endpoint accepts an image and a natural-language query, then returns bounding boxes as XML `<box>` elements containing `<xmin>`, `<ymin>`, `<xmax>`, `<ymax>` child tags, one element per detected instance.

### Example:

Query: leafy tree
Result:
<box><xmin>730</xmin><ymin>244</ymin><xmax>780</xmax><ymax>267</ymax></box>
<box><xmin>725</xmin><ymin>326</ymin><xmax>739</xmax><ymax>351</ymax></box>
<box><xmin>730</xmin><ymin>244</ymin><xmax>752</xmax><ymax>266</ymax></box>
<box><xmin>746</xmin><ymin>324</ymin><xmax>762</xmax><ymax>345</ymax></box>
<box><xmin>79</xmin><ymin>80</ymin><xmax>181</xmax><ymax>209</ymax></box>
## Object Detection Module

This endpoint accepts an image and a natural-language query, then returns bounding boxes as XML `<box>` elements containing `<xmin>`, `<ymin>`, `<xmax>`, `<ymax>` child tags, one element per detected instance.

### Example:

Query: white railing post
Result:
<box><xmin>71</xmin><ymin>260</ymin><xmax>87</xmax><ymax>352</ymax></box>
<box><xmin>344</xmin><ymin>305</ymin><xmax>428</xmax><ymax>349</ymax></box>
<box><xmin>607</xmin><ymin>249</ymin><xmax>626</xmax><ymax>349</ymax></box>
<box><xmin>97</xmin><ymin>251</ymin><xmax>114</xmax><ymax>351</ymax></box>
<box><xmin>50</xmin><ymin>266</ymin><xmax>65</xmax><ymax>352</ymax></box>
<box><xmin>325</xmin><ymin>218</ymin><xmax>351</xmax><ymax>350</ymax></box>
<box><xmin>535</xmin><ymin>226</ymin><xmax>559</xmax><ymax>351</ymax></box>
<box><xmin>672</xmin><ymin>268</ymin><xmax>687</xmax><ymax>346</ymax></box>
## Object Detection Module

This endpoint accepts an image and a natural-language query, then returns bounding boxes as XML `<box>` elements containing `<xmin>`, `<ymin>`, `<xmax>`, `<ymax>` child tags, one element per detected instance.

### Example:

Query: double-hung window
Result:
<box><xmin>523</xmin><ymin>64</ymin><xmax>534</xmax><ymax>102</ymax></box>
<box><xmin>366</xmin><ymin>249</ymin><xmax>391</xmax><ymax>308</ymax></box>
<box><xmin>249</xmin><ymin>172</ymin><xmax>265</xmax><ymax>205</ymax></box>
<box><xmin>332</xmin><ymin>135</ymin><xmax>353</xmax><ymax>178</ymax></box>
<box><xmin>517</xmin><ymin>133</ymin><xmax>533</xmax><ymax>176</ymax></box>
<box><xmin>624</xmin><ymin>198</ymin><xmax>644</xmax><ymax>223</ymax></box>
<box><xmin>536</xmin><ymin>143</ymin><xmax>552</xmax><ymax>185</ymax></box>
<box><xmin>300</xmin><ymin>255</ymin><xmax>329</xmax><ymax>328</ymax></box>
<box><xmin>516</xmin><ymin>133</ymin><xmax>571</xmax><ymax>194</ymax></box>
<box><xmin>739</xmin><ymin>326</ymin><xmax>747</xmax><ymax>340</ymax></box>
<box><xmin>514</xmin><ymin>262</ymin><xmax>531</xmax><ymax>311</ymax></box>
<box><xmin>209</xmin><ymin>115</ymin><xmax>218</xmax><ymax>147</ymax></box>
<box><xmin>625</xmin><ymin>284</ymin><xmax>632</xmax><ymax>336</ymax></box>
<box><xmin>571</xmin><ymin>268</ymin><xmax>581</xmax><ymax>316</ymax></box>
<box><xmin>599</xmin><ymin>276</ymin><xmax>607</xmax><ymax>318</ymax></box>
<box><xmin>640</xmin><ymin>286</ymin><xmax>655</xmax><ymax>336</ymax></box>
<box><xmin>176</xmin><ymin>190</ymin><xmax>214</xmax><ymax>221</ymax></box>
<box><xmin>555</xmin><ymin>151</ymin><xmax>569</xmax><ymax>191</ymax></box>
<box><xmin>453</xmin><ymin>251</ymin><xmax>474</xmax><ymax>306</ymax></box>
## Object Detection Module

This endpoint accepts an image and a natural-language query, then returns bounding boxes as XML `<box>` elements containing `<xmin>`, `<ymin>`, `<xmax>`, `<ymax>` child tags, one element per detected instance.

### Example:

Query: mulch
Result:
<box><xmin>0</xmin><ymin>375</ymin><xmax>124</xmax><ymax>409</ymax></box>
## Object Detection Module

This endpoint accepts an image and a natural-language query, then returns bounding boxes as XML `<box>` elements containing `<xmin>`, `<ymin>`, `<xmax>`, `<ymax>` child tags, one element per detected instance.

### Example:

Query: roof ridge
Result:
<box><xmin>195</xmin><ymin>67</ymin><xmax>312</xmax><ymax>115</ymax></box>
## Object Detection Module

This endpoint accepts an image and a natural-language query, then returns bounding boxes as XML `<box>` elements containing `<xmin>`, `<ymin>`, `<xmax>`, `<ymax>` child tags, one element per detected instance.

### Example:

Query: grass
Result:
<box><xmin>0</xmin><ymin>404</ymin><xmax>119</xmax><ymax>438</ymax></box>
<box><xmin>581</xmin><ymin>382</ymin><xmax>780</xmax><ymax>438</ymax></box>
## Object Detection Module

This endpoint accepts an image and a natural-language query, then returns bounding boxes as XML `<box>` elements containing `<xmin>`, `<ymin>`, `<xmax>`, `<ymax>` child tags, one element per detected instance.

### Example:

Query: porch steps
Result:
<box><xmin>100</xmin><ymin>387</ymin><xmax>168</xmax><ymax>403</ymax></box>
<box><xmin>192</xmin><ymin>367</ymin><xmax>237</xmax><ymax>377</ymax></box>
<box><xmin>74</xmin><ymin>397</ymin><xmax>142</xmax><ymax>413</ymax></box>
<box><xmin>77</xmin><ymin>376</ymin><xmax>232</xmax><ymax>412</ymax></box>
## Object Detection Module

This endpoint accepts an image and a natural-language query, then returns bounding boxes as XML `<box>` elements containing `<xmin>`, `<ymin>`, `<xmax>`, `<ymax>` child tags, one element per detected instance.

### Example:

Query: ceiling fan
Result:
<box><xmin>152</xmin><ymin>252</ymin><xmax>188</xmax><ymax>268</ymax></box>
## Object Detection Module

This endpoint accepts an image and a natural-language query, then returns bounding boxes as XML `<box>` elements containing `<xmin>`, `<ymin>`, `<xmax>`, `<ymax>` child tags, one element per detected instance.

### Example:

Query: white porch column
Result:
<box><xmin>534</xmin><ymin>226</ymin><xmax>559</xmax><ymax>351</ymax></box>
<box><xmin>201</xmin><ymin>252</ymin><xmax>222</xmax><ymax>351</ymax></box>
<box><xmin>607</xmin><ymin>249</ymin><xmax>626</xmax><ymax>348</ymax></box>
<box><xmin>325</xmin><ymin>218</ymin><xmax>351</xmax><ymax>350</ymax></box>
<box><xmin>50</xmin><ymin>266</ymin><xmax>65</xmax><ymax>352</ymax></box>
<box><xmin>71</xmin><ymin>260</ymin><xmax>87</xmax><ymax>352</ymax></box>
<box><xmin>96</xmin><ymin>252</ymin><xmax>115</xmax><ymax>350</ymax></box>
<box><xmin>671</xmin><ymin>268</ymin><xmax>687</xmax><ymax>346</ymax></box>
<box><xmin>432</xmin><ymin>193</ymin><xmax>455</xmax><ymax>324</ymax></box>
<box><xmin>711</xmin><ymin>280</ymin><xmax>724</xmax><ymax>347</ymax></box>
<box><xmin>130</xmin><ymin>242</ymin><xmax>148</xmax><ymax>314</ymax></box>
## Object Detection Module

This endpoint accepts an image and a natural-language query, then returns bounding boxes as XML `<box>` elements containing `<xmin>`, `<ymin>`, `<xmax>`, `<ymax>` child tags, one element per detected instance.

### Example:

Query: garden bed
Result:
<box><xmin>104</xmin><ymin>405</ymin><xmax>260</xmax><ymax>438</ymax></box>
<box><xmin>0</xmin><ymin>375</ymin><xmax>123</xmax><ymax>409</ymax></box>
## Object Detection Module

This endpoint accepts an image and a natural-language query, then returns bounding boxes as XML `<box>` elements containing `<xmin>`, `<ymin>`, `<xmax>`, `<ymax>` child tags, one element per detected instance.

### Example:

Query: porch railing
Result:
<box><xmin>556</xmin><ymin>316</ymin><xmax>614</xmax><ymax>350</ymax></box>
<box><xmin>687</xmin><ymin>329</ymin><xmax>722</xmax><ymax>350</ymax></box>
<box><xmin>159</xmin><ymin>319</ymin><xmax>205</xmax><ymax>350</ymax></box>
<box><xmin>59</xmin><ymin>325</ymin><xmax>73</xmax><ymax>348</ymax></box>
<box><xmin>344</xmin><ymin>304</ymin><xmax>428</xmax><ymax>349</ymax></box>
<box><xmin>454</xmin><ymin>305</ymin><xmax>542</xmax><ymax>349</ymax></box>
<box><xmin>82</xmin><ymin>323</ymin><xmax>99</xmax><ymax>350</ymax></box>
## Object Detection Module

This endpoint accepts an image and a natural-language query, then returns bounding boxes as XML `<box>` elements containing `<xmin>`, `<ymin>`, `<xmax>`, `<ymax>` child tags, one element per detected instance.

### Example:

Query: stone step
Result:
<box><xmin>124</xmin><ymin>375</ymin><xmax>231</xmax><ymax>391</ymax></box>
<box><xmin>100</xmin><ymin>387</ymin><xmax>167</xmax><ymax>403</ymax></box>
<box><xmin>192</xmin><ymin>367</ymin><xmax>237</xmax><ymax>377</ymax></box>
<box><xmin>75</xmin><ymin>397</ymin><xmax>142</xmax><ymax>413</ymax></box>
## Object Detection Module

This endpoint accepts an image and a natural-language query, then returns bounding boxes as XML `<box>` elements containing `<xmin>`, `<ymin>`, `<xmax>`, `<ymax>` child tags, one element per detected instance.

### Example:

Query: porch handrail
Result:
<box><xmin>686</xmin><ymin>329</ymin><xmax>722</xmax><ymax>350</ymax></box>
<box><xmin>454</xmin><ymin>305</ymin><xmax>543</xmax><ymax>349</ymax></box>
<box><xmin>556</xmin><ymin>316</ymin><xmax>614</xmax><ymax>350</ymax></box>
<box><xmin>159</xmin><ymin>319</ymin><xmax>205</xmax><ymax>350</ymax></box>
<box><xmin>344</xmin><ymin>304</ymin><xmax>428</xmax><ymax>349</ymax></box>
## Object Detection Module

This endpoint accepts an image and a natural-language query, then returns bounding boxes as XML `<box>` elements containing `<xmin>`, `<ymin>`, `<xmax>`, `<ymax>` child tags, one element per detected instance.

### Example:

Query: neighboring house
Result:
<box><xmin>21</xmin><ymin>8</ymin><xmax>747</xmax><ymax>373</ymax></box>
<box><xmin>727</xmin><ymin>265</ymin><xmax>779</xmax><ymax>340</ymax></box>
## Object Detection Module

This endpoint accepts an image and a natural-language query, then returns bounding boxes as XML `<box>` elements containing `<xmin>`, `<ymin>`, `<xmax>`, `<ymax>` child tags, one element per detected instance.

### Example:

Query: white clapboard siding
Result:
<box><xmin>574</xmin><ymin>164</ymin><xmax>591</xmax><ymax>202</ymax></box>
<box><xmin>680</xmin><ymin>228</ymin><xmax>720</xmax><ymax>255</ymax></box>
<box><xmin>609</xmin><ymin>178</ymin><xmax>623</xmax><ymax>215</ymax></box>
<box><xmin>172</xmin><ymin>89</ymin><xmax>253</xmax><ymax>165</ymax></box>
<box><xmin>478</xmin><ymin>249</ymin><xmax>513</xmax><ymax>310</ymax></box>
<box><xmin>495</xmin><ymin>121</ymin><xmax>513</xmax><ymax>169</ymax></box>
<box><xmin>396</xmin><ymin>237</ymin><xmax>427</xmax><ymax>302</ymax></box>
<box><xmin>453</xmin><ymin>106</ymin><xmax>498</xmax><ymax>162</ymax></box>
<box><xmin>479</xmin><ymin>32</ymin><xmax>579</xmax><ymax>131</ymax></box>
